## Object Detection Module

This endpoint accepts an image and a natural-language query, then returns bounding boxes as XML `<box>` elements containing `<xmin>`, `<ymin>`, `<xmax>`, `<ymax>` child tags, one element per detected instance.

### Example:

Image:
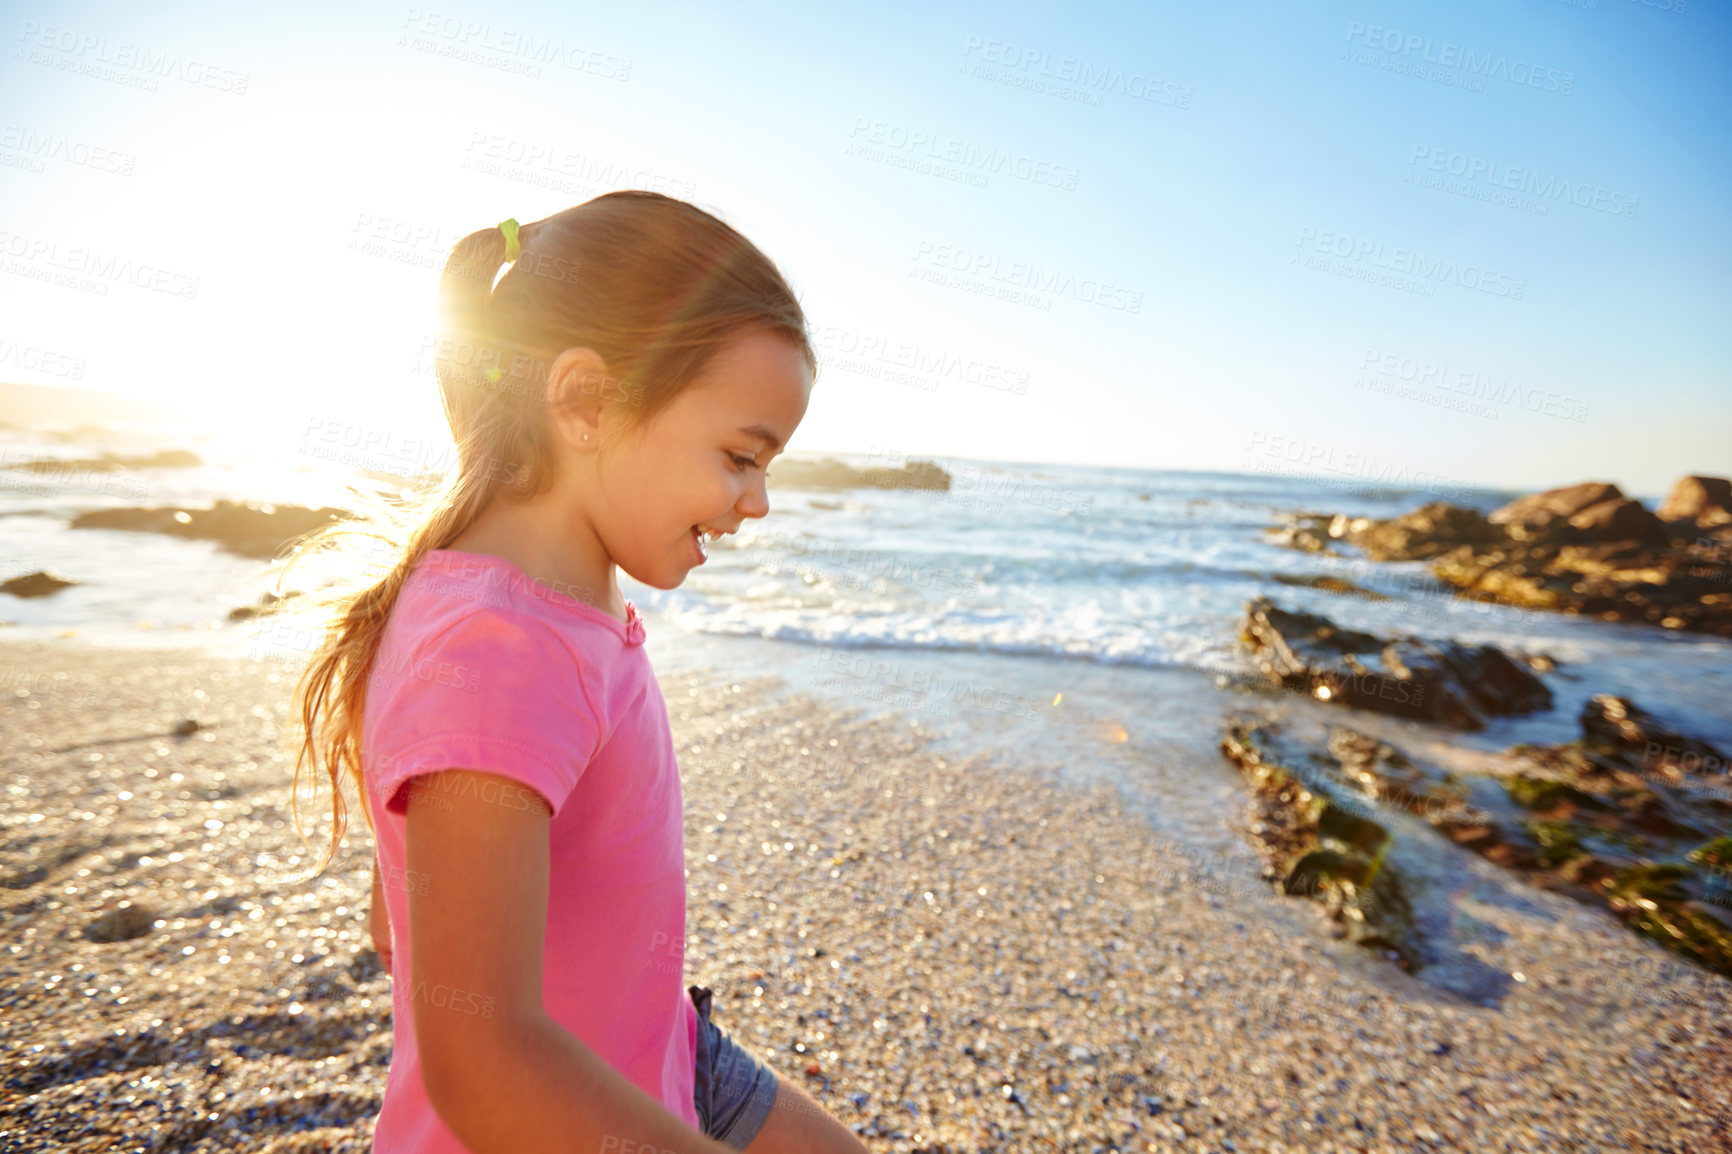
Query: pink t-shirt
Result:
<box><xmin>363</xmin><ymin>549</ymin><xmax>698</xmax><ymax>1152</ymax></box>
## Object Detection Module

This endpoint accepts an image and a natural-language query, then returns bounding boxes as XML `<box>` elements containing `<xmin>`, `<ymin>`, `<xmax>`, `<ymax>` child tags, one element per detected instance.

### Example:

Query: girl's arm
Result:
<box><xmin>405</xmin><ymin>769</ymin><xmax>734</xmax><ymax>1154</ymax></box>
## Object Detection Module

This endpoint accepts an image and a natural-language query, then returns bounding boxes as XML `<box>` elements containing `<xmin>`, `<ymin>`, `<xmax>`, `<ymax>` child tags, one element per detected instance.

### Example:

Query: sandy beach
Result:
<box><xmin>2</xmin><ymin>634</ymin><xmax>1727</xmax><ymax>1153</ymax></box>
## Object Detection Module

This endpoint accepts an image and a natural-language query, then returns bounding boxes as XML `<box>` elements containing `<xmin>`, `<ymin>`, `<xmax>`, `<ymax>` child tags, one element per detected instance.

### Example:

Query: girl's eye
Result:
<box><xmin>728</xmin><ymin>453</ymin><xmax>759</xmax><ymax>471</ymax></box>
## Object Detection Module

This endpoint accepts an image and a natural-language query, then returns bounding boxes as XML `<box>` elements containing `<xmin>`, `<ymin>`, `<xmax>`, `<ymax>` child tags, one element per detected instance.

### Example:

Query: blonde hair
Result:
<box><xmin>271</xmin><ymin>191</ymin><xmax>815</xmax><ymax>875</ymax></box>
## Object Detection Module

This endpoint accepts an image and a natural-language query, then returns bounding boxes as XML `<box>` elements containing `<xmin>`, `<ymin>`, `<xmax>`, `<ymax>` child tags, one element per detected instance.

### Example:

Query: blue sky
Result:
<box><xmin>1</xmin><ymin>0</ymin><xmax>1727</xmax><ymax>497</ymax></box>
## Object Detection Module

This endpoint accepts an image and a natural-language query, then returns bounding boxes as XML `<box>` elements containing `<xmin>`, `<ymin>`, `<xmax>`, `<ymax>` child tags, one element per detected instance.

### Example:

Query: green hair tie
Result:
<box><xmin>498</xmin><ymin>217</ymin><xmax>521</xmax><ymax>263</ymax></box>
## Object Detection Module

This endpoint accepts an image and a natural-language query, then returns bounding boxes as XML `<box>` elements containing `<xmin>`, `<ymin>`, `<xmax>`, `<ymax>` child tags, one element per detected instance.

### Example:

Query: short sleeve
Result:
<box><xmin>364</xmin><ymin>606</ymin><xmax>602</xmax><ymax>820</ymax></box>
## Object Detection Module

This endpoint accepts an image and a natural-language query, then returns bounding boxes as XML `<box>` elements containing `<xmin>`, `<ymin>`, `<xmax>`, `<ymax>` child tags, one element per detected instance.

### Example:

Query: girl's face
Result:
<box><xmin>589</xmin><ymin>329</ymin><xmax>812</xmax><ymax>589</ymax></box>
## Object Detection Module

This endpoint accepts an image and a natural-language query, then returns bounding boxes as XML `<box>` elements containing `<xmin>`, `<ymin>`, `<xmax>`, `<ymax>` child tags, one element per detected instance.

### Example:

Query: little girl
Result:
<box><xmin>282</xmin><ymin>192</ymin><xmax>868</xmax><ymax>1154</ymax></box>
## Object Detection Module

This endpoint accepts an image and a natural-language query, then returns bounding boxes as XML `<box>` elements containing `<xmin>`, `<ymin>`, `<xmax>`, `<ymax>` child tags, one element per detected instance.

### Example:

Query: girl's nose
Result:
<box><xmin>738</xmin><ymin>473</ymin><xmax>770</xmax><ymax>519</ymax></box>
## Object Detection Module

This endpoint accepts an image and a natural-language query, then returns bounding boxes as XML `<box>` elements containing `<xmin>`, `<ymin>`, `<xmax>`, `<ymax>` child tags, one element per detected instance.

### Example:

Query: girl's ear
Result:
<box><xmin>544</xmin><ymin>347</ymin><xmax>613</xmax><ymax>450</ymax></box>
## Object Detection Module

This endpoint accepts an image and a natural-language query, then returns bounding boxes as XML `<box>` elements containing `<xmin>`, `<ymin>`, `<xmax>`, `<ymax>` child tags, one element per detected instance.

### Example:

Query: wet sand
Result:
<box><xmin>1</xmin><ymin>637</ymin><xmax>1728</xmax><ymax>1152</ymax></box>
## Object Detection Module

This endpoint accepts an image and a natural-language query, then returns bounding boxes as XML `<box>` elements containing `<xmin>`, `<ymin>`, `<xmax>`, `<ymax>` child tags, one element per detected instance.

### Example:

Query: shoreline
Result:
<box><xmin>1</xmin><ymin>635</ymin><xmax>1728</xmax><ymax>1151</ymax></box>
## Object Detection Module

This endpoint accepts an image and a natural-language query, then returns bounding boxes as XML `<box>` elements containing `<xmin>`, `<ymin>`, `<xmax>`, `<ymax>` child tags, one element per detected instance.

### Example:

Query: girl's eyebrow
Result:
<box><xmin>737</xmin><ymin>424</ymin><xmax>783</xmax><ymax>452</ymax></box>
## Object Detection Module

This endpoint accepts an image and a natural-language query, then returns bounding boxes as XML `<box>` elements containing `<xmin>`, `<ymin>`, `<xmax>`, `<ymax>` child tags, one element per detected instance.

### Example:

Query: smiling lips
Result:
<box><xmin>691</xmin><ymin>525</ymin><xmax>730</xmax><ymax>563</ymax></box>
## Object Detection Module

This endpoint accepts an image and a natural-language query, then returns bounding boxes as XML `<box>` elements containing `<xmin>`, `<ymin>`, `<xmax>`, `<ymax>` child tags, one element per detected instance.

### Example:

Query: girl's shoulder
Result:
<box><xmin>368</xmin><ymin>583</ymin><xmax>609</xmax><ymax>776</ymax></box>
<box><xmin>405</xmin><ymin>550</ymin><xmax>648</xmax><ymax>650</ymax></box>
<box><xmin>378</xmin><ymin>555</ymin><xmax>645</xmax><ymax>708</ymax></box>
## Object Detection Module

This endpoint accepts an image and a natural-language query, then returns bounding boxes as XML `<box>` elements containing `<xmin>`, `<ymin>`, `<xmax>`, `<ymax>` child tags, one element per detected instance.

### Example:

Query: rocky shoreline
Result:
<box><xmin>1239</xmin><ymin>473</ymin><xmax>1732</xmax><ymax>989</ymax></box>
<box><xmin>1220</xmin><ymin>696</ymin><xmax>1732</xmax><ymax>983</ymax></box>
<box><xmin>1269</xmin><ymin>475</ymin><xmax>1732</xmax><ymax>637</ymax></box>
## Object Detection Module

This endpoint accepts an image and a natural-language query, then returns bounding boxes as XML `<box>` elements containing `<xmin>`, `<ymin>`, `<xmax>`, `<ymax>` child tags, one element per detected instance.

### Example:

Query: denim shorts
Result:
<box><xmin>689</xmin><ymin>984</ymin><xmax>779</xmax><ymax>1150</ymax></box>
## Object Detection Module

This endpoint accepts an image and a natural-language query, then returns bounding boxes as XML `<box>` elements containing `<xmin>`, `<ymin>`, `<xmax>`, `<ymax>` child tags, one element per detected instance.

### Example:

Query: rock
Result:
<box><xmin>1241</xmin><ymin>598</ymin><xmax>1385</xmax><ymax>673</ymax></box>
<box><xmin>1421</xmin><ymin>640</ymin><xmax>1554</xmax><ymax>715</ymax></box>
<box><xmin>1268</xmin><ymin>573</ymin><xmax>1388</xmax><ymax>599</ymax></box>
<box><xmin>1264</xmin><ymin>513</ymin><xmax>1339</xmax><ymax>554</ymax></box>
<box><xmin>1253</xmin><ymin>705</ymin><xmax>1732</xmax><ymax>977</ymax></box>
<box><xmin>228</xmin><ymin>590</ymin><xmax>299</xmax><ymax>621</ymax></box>
<box><xmin>1602</xmin><ymin>865</ymin><xmax>1732</xmax><ymax>976</ymax></box>
<box><xmin>1564</xmin><ymin>498</ymin><xmax>1669</xmax><ymax>546</ymax></box>
<box><xmin>1656</xmin><ymin>475</ymin><xmax>1732</xmax><ymax>529</ymax></box>
<box><xmin>1370</xmin><ymin>640</ymin><xmax>1491</xmax><ymax>730</ymax></box>
<box><xmin>767</xmin><ymin>456</ymin><xmax>950</xmax><ymax>492</ymax></box>
<box><xmin>1325</xmin><ymin>728</ymin><xmax>1478</xmax><ymax>825</ymax></box>
<box><xmin>1220</xmin><ymin>722</ymin><xmax>1427</xmax><ymax>969</ymax></box>
<box><xmin>1476</xmin><ymin>483</ymin><xmax>1670</xmax><ymax>547</ymax></box>
<box><xmin>0</xmin><ymin>570</ymin><xmax>77</xmax><ymax>598</ymax></box>
<box><xmin>1488</xmin><ymin>703</ymin><xmax>1732</xmax><ymax>975</ymax></box>
<box><xmin>1238</xmin><ymin>598</ymin><xmax>1552</xmax><ymax>729</ymax></box>
<box><xmin>1578</xmin><ymin>695</ymin><xmax>1727</xmax><ymax>777</ymax></box>
<box><xmin>1344</xmin><ymin>502</ymin><xmax>1504</xmax><ymax>561</ymax></box>
<box><xmin>1468</xmin><ymin>534</ymin><xmax>1732</xmax><ymax>635</ymax></box>
<box><xmin>1689</xmin><ymin>837</ymin><xmax>1732</xmax><ymax>871</ymax></box>
<box><xmin>1306</xmin><ymin>477</ymin><xmax>1732</xmax><ymax>638</ymax></box>
<box><xmin>69</xmin><ymin>500</ymin><xmax>352</xmax><ymax>560</ymax></box>
<box><xmin>84</xmin><ymin>901</ymin><xmax>158</xmax><ymax>943</ymax></box>
<box><xmin>1488</xmin><ymin>481</ymin><xmax>1625</xmax><ymax>540</ymax></box>
<box><xmin>1428</xmin><ymin>546</ymin><xmax>1560</xmax><ymax>610</ymax></box>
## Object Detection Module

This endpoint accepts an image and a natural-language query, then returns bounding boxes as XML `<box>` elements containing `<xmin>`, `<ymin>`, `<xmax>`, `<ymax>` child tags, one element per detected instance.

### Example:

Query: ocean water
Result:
<box><xmin>10</xmin><ymin>419</ymin><xmax>1728</xmax><ymax>1001</ymax></box>
<box><xmin>4</xmin><ymin>421</ymin><xmax>1731</xmax><ymax>765</ymax></box>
